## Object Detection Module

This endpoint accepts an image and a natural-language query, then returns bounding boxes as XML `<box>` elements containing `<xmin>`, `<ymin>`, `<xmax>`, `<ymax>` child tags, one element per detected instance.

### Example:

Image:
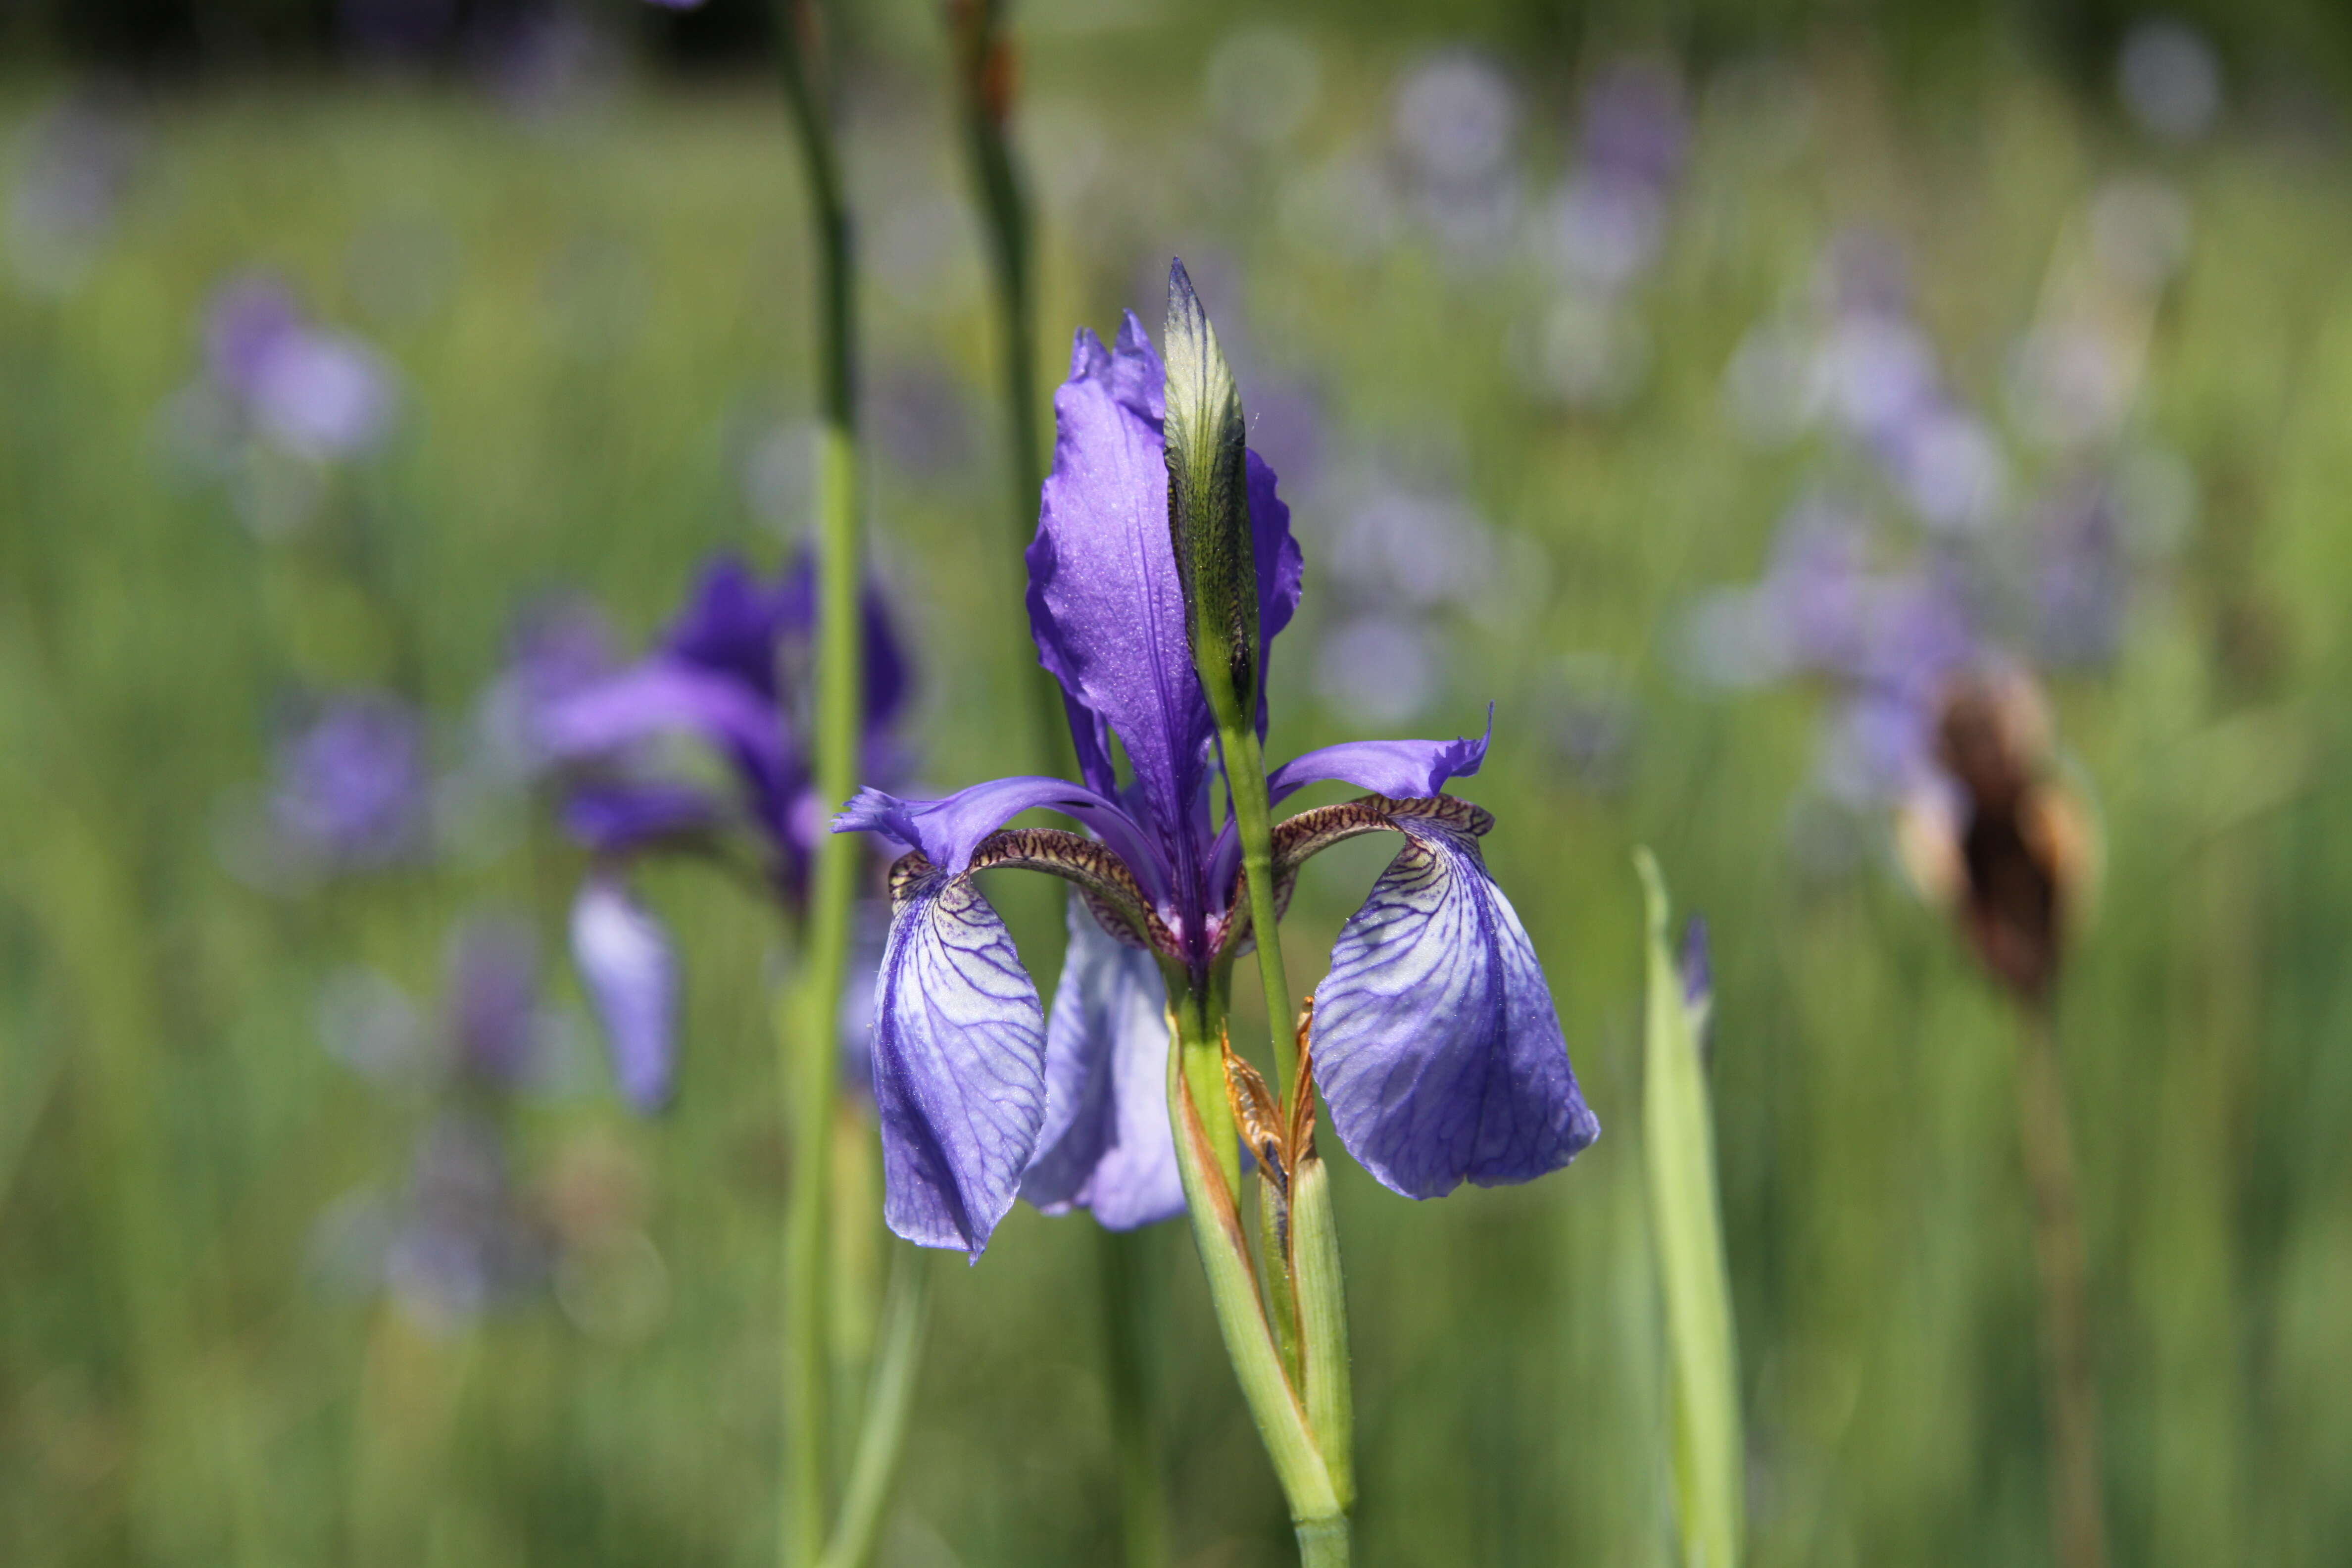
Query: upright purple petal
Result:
<box><xmin>1020</xmin><ymin>897</ymin><xmax>1185</xmax><ymax>1229</ymax></box>
<box><xmin>664</xmin><ymin>556</ymin><xmax>785</xmax><ymax>700</ymax></box>
<box><xmin>1266</xmin><ymin>714</ymin><xmax>1491</xmax><ymax>805</ymax></box>
<box><xmin>1310</xmin><ymin>805</ymin><xmax>1597</xmax><ymax>1198</ymax></box>
<box><xmin>870</xmin><ymin>865</ymin><xmax>1049</xmax><ymax>1257</ymax></box>
<box><xmin>1248</xmin><ymin>447</ymin><xmax>1304</xmax><ymax>734</ymax></box>
<box><xmin>834</xmin><ymin>778</ymin><xmax>1165</xmax><ymax>903</ymax></box>
<box><xmin>570</xmin><ymin>876</ymin><xmax>678</xmax><ymax>1112</ymax></box>
<box><xmin>1027</xmin><ymin>318</ymin><xmax>1215</xmax><ymax>839</ymax></box>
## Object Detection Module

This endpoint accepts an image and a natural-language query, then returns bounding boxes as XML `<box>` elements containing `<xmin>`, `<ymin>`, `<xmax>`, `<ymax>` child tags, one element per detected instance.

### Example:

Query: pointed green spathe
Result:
<box><xmin>1160</xmin><ymin>257</ymin><xmax>1257</xmax><ymax>734</ymax></box>
<box><xmin>1637</xmin><ymin>849</ymin><xmax>1745</xmax><ymax>1568</ymax></box>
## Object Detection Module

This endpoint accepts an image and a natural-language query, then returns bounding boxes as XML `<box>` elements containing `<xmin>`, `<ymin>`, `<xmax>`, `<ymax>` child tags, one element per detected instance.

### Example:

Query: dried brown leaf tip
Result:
<box><xmin>1223</xmin><ymin>1028</ymin><xmax>1289</xmax><ymax>1198</ymax></box>
<box><xmin>1288</xmin><ymin>996</ymin><xmax>1320</xmax><ymax>1168</ymax></box>
<box><xmin>1925</xmin><ymin>671</ymin><xmax>2092</xmax><ymax>1003</ymax></box>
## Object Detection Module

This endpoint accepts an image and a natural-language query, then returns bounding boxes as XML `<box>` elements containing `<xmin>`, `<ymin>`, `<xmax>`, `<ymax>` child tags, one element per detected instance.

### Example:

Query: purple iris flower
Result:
<box><xmin>525</xmin><ymin>553</ymin><xmax>909</xmax><ymax>1111</ymax></box>
<box><xmin>835</xmin><ymin>308</ymin><xmax>1599</xmax><ymax>1258</ymax></box>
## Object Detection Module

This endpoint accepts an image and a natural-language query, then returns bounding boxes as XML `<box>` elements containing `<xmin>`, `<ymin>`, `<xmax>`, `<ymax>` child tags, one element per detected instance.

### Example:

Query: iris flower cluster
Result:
<box><xmin>835</xmin><ymin>269</ymin><xmax>1599</xmax><ymax>1259</ymax></box>
<box><xmin>518</xmin><ymin>554</ymin><xmax>908</xmax><ymax>1111</ymax></box>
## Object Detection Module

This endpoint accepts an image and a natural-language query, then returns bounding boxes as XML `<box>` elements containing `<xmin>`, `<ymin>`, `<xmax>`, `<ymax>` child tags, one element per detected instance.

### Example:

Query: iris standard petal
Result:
<box><xmin>1020</xmin><ymin>897</ymin><xmax>1185</xmax><ymax>1230</ymax></box>
<box><xmin>1248</xmin><ymin>446</ymin><xmax>1304</xmax><ymax>732</ymax></box>
<box><xmin>834</xmin><ymin>777</ymin><xmax>1166</xmax><ymax>902</ymax></box>
<box><xmin>1026</xmin><ymin>316</ymin><xmax>1217</xmax><ymax>837</ymax></box>
<box><xmin>663</xmin><ymin>555</ymin><xmax>786</xmax><ymax>700</ymax></box>
<box><xmin>1266</xmin><ymin>715</ymin><xmax>1492</xmax><ymax>806</ymax></box>
<box><xmin>569</xmin><ymin>875</ymin><xmax>679</xmax><ymax>1113</ymax></box>
<box><xmin>871</xmin><ymin>861</ymin><xmax>1049</xmax><ymax>1257</ymax></box>
<box><xmin>1310</xmin><ymin>805</ymin><xmax>1598</xmax><ymax>1199</ymax></box>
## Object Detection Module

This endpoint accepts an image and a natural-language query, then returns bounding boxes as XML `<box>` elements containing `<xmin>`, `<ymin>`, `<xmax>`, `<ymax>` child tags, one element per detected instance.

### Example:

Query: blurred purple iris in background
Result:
<box><xmin>1685</xmin><ymin>500</ymin><xmax>1981</xmax><ymax>806</ymax></box>
<box><xmin>836</xmin><ymin>292</ymin><xmax>1597</xmax><ymax>1259</ymax></box>
<box><xmin>517</xmin><ymin>553</ymin><xmax>909</xmax><ymax>1111</ymax></box>
<box><xmin>269</xmin><ymin>690</ymin><xmax>433</xmax><ymax>871</ymax></box>
<box><xmin>201</xmin><ymin>272</ymin><xmax>399</xmax><ymax>461</ymax></box>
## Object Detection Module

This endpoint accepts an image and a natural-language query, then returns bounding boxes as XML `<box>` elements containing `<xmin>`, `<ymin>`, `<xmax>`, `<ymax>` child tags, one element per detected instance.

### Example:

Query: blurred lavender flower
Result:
<box><xmin>360</xmin><ymin>1111</ymin><xmax>550</xmax><ymax>1331</ymax></box>
<box><xmin>1538</xmin><ymin>59</ymin><xmax>1687</xmax><ymax>293</ymax></box>
<box><xmin>513</xmin><ymin>554</ymin><xmax>911</xmax><ymax>1109</ymax></box>
<box><xmin>1302</xmin><ymin>455</ymin><xmax>1501</xmax><ymax>726</ymax></box>
<box><xmin>270</xmin><ymin>691</ymin><xmax>433</xmax><ymax>872</ymax></box>
<box><xmin>1686</xmin><ymin>500</ymin><xmax>1980</xmax><ymax>806</ymax></box>
<box><xmin>1724</xmin><ymin>233</ymin><xmax>2008</xmax><ymax>533</ymax></box>
<box><xmin>6</xmin><ymin>87</ymin><xmax>145</xmax><ymax>295</ymax></box>
<box><xmin>196</xmin><ymin>272</ymin><xmax>399</xmax><ymax>462</ymax></box>
<box><xmin>1524</xmin><ymin>59</ymin><xmax>1688</xmax><ymax>409</ymax></box>
<box><xmin>1392</xmin><ymin>51</ymin><xmax>1523</xmax><ymax>260</ymax></box>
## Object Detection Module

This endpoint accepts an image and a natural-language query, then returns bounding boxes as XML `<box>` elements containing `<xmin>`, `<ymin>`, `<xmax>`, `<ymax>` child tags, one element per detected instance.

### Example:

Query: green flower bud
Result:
<box><xmin>1161</xmin><ymin>258</ymin><xmax>1258</xmax><ymax>734</ymax></box>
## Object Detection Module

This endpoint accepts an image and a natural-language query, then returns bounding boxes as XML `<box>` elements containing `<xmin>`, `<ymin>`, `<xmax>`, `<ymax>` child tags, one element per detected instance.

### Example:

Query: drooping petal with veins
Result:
<box><xmin>1021</xmin><ymin>897</ymin><xmax>1185</xmax><ymax>1229</ymax></box>
<box><xmin>1309</xmin><ymin>803</ymin><xmax>1598</xmax><ymax>1199</ymax></box>
<box><xmin>871</xmin><ymin>861</ymin><xmax>1049</xmax><ymax>1258</ymax></box>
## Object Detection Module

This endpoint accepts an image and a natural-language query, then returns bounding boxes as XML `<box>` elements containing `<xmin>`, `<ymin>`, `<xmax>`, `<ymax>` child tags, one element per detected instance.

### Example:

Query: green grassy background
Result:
<box><xmin>4</xmin><ymin>11</ymin><xmax>2351</xmax><ymax>1566</ymax></box>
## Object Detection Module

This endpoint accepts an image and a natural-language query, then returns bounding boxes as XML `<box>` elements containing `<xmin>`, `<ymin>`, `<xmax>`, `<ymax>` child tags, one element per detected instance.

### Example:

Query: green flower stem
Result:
<box><xmin>1166</xmin><ymin>988</ymin><xmax>1346</xmax><ymax>1563</ymax></box>
<box><xmin>775</xmin><ymin>8</ymin><xmax>866</xmax><ymax>1565</ymax></box>
<box><xmin>1221</xmin><ymin>724</ymin><xmax>1297</xmax><ymax>1096</ymax></box>
<box><xmin>1295</xmin><ymin>1518</ymin><xmax>1351</xmax><ymax>1568</ymax></box>
<box><xmin>1216</xmin><ymin>718</ymin><xmax>1357</xmax><ymax>1532</ymax></box>
<box><xmin>1636</xmin><ymin>851</ymin><xmax>1744</xmax><ymax>1568</ymax></box>
<box><xmin>817</xmin><ymin>1244</ymin><xmax>933</xmax><ymax>1568</ymax></box>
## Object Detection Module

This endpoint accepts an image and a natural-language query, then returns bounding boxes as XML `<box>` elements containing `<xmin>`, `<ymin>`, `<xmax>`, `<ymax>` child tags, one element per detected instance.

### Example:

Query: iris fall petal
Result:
<box><xmin>1310</xmin><ymin>805</ymin><xmax>1598</xmax><ymax>1199</ymax></box>
<box><xmin>870</xmin><ymin>863</ymin><xmax>1050</xmax><ymax>1258</ymax></box>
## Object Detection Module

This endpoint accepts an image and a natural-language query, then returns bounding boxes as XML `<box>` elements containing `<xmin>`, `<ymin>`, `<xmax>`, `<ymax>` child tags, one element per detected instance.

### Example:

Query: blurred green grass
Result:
<box><xmin>4</xmin><ymin>18</ymin><xmax>2352</xmax><ymax>1568</ymax></box>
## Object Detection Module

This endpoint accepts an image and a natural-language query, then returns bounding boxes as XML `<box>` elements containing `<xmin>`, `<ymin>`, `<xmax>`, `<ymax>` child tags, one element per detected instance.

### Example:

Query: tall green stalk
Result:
<box><xmin>774</xmin><ymin>5</ymin><xmax>863</xmax><ymax>1564</ymax></box>
<box><xmin>945</xmin><ymin>0</ymin><xmax>1066</xmax><ymax>779</ymax></box>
